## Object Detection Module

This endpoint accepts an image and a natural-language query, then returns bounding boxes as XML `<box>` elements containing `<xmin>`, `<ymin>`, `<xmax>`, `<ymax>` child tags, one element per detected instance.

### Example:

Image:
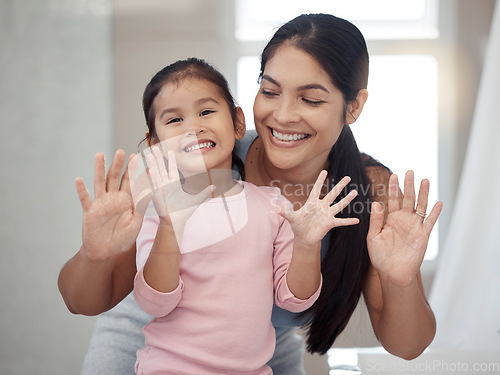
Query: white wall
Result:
<box><xmin>0</xmin><ymin>1</ymin><xmax>112</xmax><ymax>374</ymax></box>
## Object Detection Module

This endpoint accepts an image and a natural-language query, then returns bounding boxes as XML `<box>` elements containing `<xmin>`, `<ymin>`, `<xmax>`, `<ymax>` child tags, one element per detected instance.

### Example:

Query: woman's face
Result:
<box><xmin>253</xmin><ymin>45</ymin><xmax>346</xmax><ymax>171</ymax></box>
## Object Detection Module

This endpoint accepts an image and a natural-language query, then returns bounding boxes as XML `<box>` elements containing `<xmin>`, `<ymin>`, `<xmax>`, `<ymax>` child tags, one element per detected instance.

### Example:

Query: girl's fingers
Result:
<box><xmin>415</xmin><ymin>179</ymin><xmax>430</xmax><ymax>217</ymax></box>
<box><xmin>75</xmin><ymin>177</ymin><xmax>92</xmax><ymax>212</ymax></box>
<box><xmin>276</xmin><ymin>204</ymin><xmax>295</xmax><ymax>224</ymax></box>
<box><xmin>167</xmin><ymin>150</ymin><xmax>180</xmax><ymax>181</ymax></box>
<box><xmin>324</xmin><ymin>176</ymin><xmax>351</xmax><ymax>205</ymax></box>
<box><xmin>387</xmin><ymin>174</ymin><xmax>400</xmax><ymax>213</ymax></box>
<box><xmin>330</xmin><ymin>189</ymin><xmax>358</xmax><ymax>216</ymax></box>
<box><xmin>307</xmin><ymin>170</ymin><xmax>328</xmax><ymax>202</ymax></box>
<box><xmin>367</xmin><ymin>201</ymin><xmax>385</xmax><ymax>241</ymax></box>
<box><xmin>94</xmin><ymin>152</ymin><xmax>106</xmax><ymax>198</ymax></box>
<box><xmin>196</xmin><ymin>184</ymin><xmax>216</xmax><ymax>202</ymax></box>
<box><xmin>146</xmin><ymin>153</ymin><xmax>161</xmax><ymax>190</ymax></box>
<box><xmin>423</xmin><ymin>201</ymin><xmax>443</xmax><ymax>235</ymax></box>
<box><xmin>152</xmin><ymin>146</ymin><xmax>168</xmax><ymax>182</ymax></box>
<box><xmin>106</xmin><ymin>150</ymin><xmax>125</xmax><ymax>192</ymax></box>
<box><xmin>402</xmin><ymin>170</ymin><xmax>416</xmax><ymax>212</ymax></box>
<box><xmin>332</xmin><ymin>217</ymin><xmax>360</xmax><ymax>227</ymax></box>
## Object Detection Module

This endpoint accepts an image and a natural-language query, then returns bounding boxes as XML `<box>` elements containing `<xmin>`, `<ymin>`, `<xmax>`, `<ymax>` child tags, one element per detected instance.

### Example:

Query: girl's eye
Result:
<box><xmin>166</xmin><ymin>117</ymin><xmax>182</xmax><ymax>125</ymax></box>
<box><xmin>302</xmin><ymin>98</ymin><xmax>325</xmax><ymax>105</ymax></box>
<box><xmin>200</xmin><ymin>110</ymin><xmax>214</xmax><ymax>116</ymax></box>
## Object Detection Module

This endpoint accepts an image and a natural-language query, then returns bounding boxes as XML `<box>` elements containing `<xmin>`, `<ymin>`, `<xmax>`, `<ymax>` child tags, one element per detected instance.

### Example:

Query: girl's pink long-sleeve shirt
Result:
<box><xmin>134</xmin><ymin>182</ymin><xmax>321</xmax><ymax>375</ymax></box>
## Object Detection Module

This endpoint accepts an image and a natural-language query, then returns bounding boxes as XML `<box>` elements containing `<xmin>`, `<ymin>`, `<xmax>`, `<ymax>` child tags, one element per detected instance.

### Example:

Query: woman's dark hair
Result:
<box><xmin>141</xmin><ymin>57</ymin><xmax>244</xmax><ymax>178</ymax></box>
<box><xmin>260</xmin><ymin>14</ymin><xmax>372</xmax><ymax>354</ymax></box>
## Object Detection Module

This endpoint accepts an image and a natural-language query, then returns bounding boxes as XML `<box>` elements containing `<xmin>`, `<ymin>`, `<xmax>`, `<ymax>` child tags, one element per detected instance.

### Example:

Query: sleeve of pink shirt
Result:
<box><xmin>133</xmin><ymin>212</ymin><xmax>184</xmax><ymax>318</ymax></box>
<box><xmin>272</xmin><ymin>208</ymin><xmax>322</xmax><ymax>313</ymax></box>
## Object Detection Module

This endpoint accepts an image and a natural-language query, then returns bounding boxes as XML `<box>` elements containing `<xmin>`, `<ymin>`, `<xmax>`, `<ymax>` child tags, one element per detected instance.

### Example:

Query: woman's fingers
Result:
<box><xmin>415</xmin><ymin>178</ymin><xmax>430</xmax><ymax>217</ymax></box>
<box><xmin>402</xmin><ymin>170</ymin><xmax>416</xmax><ymax>212</ymax></box>
<box><xmin>367</xmin><ymin>201</ymin><xmax>385</xmax><ymax>241</ymax></box>
<box><xmin>387</xmin><ymin>174</ymin><xmax>400</xmax><ymax>213</ymax></box>
<box><xmin>75</xmin><ymin>177</ymin><xmax>92</xmax><ymax>212</ymax></box>
<box><xmin>105</xmin><ymin>150</ymin><xmax>125</xmax><ymax>192</ymax></box>
<box><xmin>94</xmin><ymin>152</ymin><xmax>106</xmax><ymax>198</ymax></box>
<box><xmin>423</xmin><ymin>201</ymin><xmax>443</xmax><ymax>235</ymax></box>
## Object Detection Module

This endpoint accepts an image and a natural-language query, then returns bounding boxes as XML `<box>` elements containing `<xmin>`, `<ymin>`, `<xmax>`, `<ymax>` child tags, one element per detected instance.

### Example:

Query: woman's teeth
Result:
<box><xmin>271</xmin><ymin>129</ymin><xmax>309</xmax><ymax>141</ymax></box>
<box><xmin>184</xmin><ymin>141</ymin><xmax>215</xmax><ymax>152</ymax></box>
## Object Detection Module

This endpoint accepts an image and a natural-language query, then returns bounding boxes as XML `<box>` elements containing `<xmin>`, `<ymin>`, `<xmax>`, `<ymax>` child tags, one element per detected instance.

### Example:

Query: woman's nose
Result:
<box><xmin>273</xmin><ymin>97</ymin><xmax>301</xmax><ymax>124</ymax></box>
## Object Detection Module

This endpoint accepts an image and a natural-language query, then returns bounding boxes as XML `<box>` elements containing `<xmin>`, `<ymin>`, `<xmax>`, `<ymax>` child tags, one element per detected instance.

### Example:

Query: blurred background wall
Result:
<box><xmin>0</xmin><ymin>0</ymin><xmax>495</xmax><ymax>374</ymax></box>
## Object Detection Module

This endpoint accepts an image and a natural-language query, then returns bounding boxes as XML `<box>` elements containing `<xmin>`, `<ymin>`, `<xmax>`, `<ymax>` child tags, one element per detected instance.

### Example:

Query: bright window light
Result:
<box><xmin>236</xmin><ymin>0</ymin><xmax>438</xmax><ymax>41</ymax></box>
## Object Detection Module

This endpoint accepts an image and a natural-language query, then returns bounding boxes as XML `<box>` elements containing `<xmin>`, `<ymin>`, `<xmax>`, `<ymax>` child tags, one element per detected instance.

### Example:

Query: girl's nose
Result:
<box><xmin>273</xmin><ymin>97</ymin><xmax>301</xmax><ymax>125</ymax></box>
<box><xmin>185</xmin><ymin>120</ymin><xmax>206</xmax><ymax>135</ymax></box>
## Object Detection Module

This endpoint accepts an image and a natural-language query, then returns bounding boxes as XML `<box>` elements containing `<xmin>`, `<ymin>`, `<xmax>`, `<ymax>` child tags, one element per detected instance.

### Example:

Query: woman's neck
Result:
<box><xmin>256</xmin><ymin>142</ymin><xmax>329</xmax><ymax>207</ymax></box>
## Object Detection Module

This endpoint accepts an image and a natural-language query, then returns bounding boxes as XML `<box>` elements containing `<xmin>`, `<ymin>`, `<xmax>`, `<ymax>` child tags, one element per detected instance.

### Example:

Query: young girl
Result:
<box><xmin>132</xmin><ymin>58</ymin><xmax>359</xmax><ymax>374</ymax></box>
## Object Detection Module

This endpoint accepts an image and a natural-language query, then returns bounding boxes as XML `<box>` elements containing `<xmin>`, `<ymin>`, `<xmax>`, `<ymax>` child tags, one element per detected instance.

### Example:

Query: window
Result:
<box><xmin>233</xmin><ymin>0</ymin><xmax>441</xmax><ymax>260</ymax></box>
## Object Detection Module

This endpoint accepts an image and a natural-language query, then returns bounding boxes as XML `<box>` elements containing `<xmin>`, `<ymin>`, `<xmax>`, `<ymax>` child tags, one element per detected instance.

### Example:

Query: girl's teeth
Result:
<box><xmin>271</xmin><ymin>129</ymin><xmax>308</xmax><ymax>141</ymax></box>
<box><xmin>185</xmin><ymin>142</ymin><xmax>215</xmax><ymax>152</ymax></box>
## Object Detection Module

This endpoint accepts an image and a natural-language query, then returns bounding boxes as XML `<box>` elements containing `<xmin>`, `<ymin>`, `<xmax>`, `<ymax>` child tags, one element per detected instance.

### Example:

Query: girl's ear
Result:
<box><xmin>145</xmin><ymin>131</ymin><xmax>159</xmax><ymax>147</ymax></box>
<box><xmin>234</xmin><ymin>107</ymin><xmax>246</xmax><ymax>140</ymax></box>
<box><xmin>346</xmin><ymin>89</ymin><xmax>368</xmax><ymax>125</ymax></box>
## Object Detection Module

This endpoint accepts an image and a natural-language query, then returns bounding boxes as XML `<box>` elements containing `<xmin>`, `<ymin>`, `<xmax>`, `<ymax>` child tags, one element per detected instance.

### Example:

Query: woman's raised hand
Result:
<box><xmin>367</xmin><ymin>171</ymin><xmax>443</xmax><ymax>286</ymax></box>
<box><xmin>75</xmin><ymin>150</ymin><xmax>144</xmax><ymax>261</ymax></box>
<box><xmin>278</xmin><ymin>170</ymin><xmax>360</xmax><ymax>246</ymax></box>
<box><xmin>146</xmin><ymin>146</ymin><xmax>213</xmax><ymax>229</ymax></box>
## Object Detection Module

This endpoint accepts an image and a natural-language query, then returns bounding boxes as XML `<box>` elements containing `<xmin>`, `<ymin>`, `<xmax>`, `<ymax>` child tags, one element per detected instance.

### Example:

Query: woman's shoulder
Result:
<box><xmin>234</xmin><ymin>129</ymin><xmax>258</xmax><ymax>163</ymax></box>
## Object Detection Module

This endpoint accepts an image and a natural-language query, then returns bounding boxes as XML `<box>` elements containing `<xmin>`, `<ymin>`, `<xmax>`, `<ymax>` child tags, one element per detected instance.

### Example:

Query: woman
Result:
<box><xmin>58</xmin><ymin>14</ymin><xmax>442</xmax><ymax>374</ymax></box>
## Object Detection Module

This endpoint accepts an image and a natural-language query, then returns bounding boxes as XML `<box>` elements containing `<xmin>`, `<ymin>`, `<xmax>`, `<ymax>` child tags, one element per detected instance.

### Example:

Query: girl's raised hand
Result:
<box><xmin>278</xmin><ymin>170</ymin><xmax>359</xmax><ymax>246</ymax></box>
<box><xmin>75</xmin><ymin>150</ymin><xmax>144</xmax><ymax>261</ymax></box>
<box><xmin>146</xmin><ymin>146</ymin><xmax>213</xmax><ymax>229</ymax></box>
<box><xmin>367</xmin><ymin>171</ymin><xmax>443</xmax><ymax>286</ymax></box>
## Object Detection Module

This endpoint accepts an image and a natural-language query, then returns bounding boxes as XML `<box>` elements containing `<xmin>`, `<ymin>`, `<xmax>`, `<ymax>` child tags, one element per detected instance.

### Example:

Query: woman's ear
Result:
<box><xmin>346</xmin><ymin>89</ymin><xmax>368</xmax><ymax>125</ymax></box>
<box><xmin>234</xmin><ymin>107</ymin><xmax>246</xmax><ymax>140</ymax></box>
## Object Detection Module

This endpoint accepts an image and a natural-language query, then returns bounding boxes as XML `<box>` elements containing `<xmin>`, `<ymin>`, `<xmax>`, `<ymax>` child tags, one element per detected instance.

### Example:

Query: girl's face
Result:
<box><xmin>152</xmin><ymin>78</ymin><xmax>244</xmax><ymax>174</ymax></box>
<box><xmin>253</xmin><ymin>45</ymin><xmax>346</xmax><ymax>172</ymax></box>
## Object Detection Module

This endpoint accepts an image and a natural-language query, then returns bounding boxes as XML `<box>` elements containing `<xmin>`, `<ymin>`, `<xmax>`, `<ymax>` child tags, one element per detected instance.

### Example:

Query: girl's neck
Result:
<box><xmin>183</xmin><ymin>168</ymin><xmax>241</xmax><ymax>198</ymax></box>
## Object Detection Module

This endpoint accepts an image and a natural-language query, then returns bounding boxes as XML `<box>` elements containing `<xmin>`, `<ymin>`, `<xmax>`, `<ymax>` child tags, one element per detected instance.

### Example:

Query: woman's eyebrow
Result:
<box><xmin>297</xmin><ymin>83</ymin><xmax>330</xmax><ymax>93</ymax></box>
<box><xmin>262</xmin><ymin>75</ymin><xmax>329</xmax><ymax>93</ymax></box>
<box><xmin>261</xmin><ymin>75</ymin><xmax>280</xmax><ymax>87</ymax></box>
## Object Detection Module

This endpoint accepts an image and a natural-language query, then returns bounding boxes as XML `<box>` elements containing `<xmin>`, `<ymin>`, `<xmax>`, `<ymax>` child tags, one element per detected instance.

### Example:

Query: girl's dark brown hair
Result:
<box><xmin>260</xmin><ymin>14</ymin><xmax>372</xmax><ymax>354</ymax></box>
<box><xmin>141</xmin><ymin>57</ymin><xmax>244</xmax><ymax>178</ymax></box>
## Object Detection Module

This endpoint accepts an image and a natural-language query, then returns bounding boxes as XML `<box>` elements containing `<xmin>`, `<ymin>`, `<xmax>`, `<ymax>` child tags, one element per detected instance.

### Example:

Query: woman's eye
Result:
<box><xmin>302</xmin><ymin>98</ymin><xmax>324</xmax><ymax>105</ymax></box>
<box><xmin>166</xmin><ymin>117</ymin><xmax>182</xmax><ymax>125</ymax></box>
<box><xmin>261</xmin><ymin>89</ymin><xmax>278</xmax><ymax>97</ymax></box>
<box><xmin>200</xmin><ymin>110</ymin><xmax>214</xmax><ymax>116</ymax></box>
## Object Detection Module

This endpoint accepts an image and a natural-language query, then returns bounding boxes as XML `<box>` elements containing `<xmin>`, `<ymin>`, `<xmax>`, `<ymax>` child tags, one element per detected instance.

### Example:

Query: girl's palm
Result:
<box><xmin>279</xmin><ymin>171</ymin><xmax>360</xmax><ymax>246</ymax></box>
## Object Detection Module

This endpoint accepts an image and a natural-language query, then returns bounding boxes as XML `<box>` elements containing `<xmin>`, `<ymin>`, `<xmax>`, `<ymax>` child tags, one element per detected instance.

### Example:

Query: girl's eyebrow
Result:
<box><xmin>158</xmin><ymin>97</ymin><xmax>219</xmax><ymax>120</ymax></box>
<box><xmin>261</xmin><ymin>74</ymin><xmax>329</xmax><ymax>93</ymax></box>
